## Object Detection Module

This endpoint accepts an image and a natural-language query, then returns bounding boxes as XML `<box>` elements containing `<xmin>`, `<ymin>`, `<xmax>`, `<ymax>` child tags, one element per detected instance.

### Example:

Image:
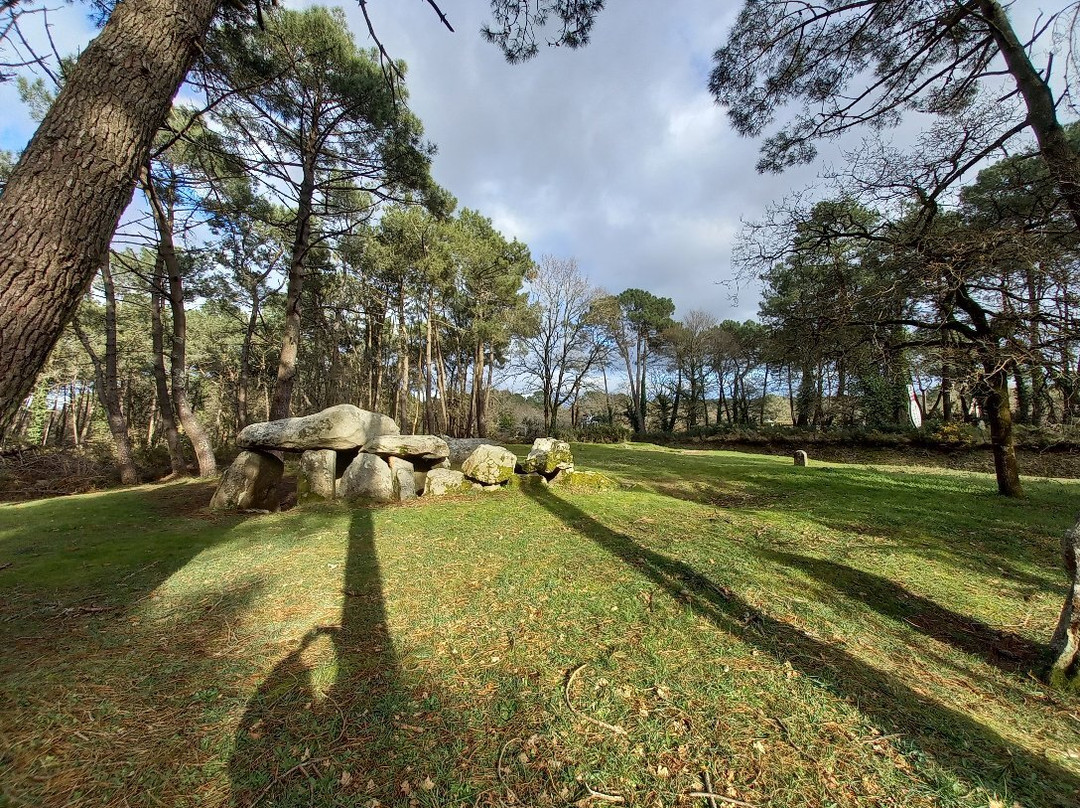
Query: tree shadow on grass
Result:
<box><xmin>229</xmin><ymin>507</ymin><xmax>409</xmax><ymax>806</ymax></box>
<box><xmin>600</xmin><ymin>445</ymin><xmax>1068</xmax><ymax>592</ymax></box>
<box><xmin>0</xmin><ymin>481</ymin><xmax>248</xmax><ymax>648</ymax></box>
<box><xmin>760</xmin><ymin>549</ymin><xmax>1047</xmax><ymax>674</ymax></box>
<box><xmin>521</xmin><ymin>484</ymin><xmax>1080</xmax><ymax>807</ymax></box>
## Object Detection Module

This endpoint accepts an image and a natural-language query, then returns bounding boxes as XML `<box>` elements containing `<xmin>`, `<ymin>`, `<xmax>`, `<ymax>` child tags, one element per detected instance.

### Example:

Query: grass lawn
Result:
<box><xmin>1</xmin><ymin>444</ymin><xmax>1079</xmax><ymax>807</ymax></box>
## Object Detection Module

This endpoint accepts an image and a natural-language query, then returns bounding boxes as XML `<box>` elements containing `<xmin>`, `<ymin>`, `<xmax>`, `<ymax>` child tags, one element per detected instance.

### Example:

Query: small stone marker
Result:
<box><xmin>794</xmin><ymin>450</ymin><xmax>808</xmax><ymax>467</ymax></box>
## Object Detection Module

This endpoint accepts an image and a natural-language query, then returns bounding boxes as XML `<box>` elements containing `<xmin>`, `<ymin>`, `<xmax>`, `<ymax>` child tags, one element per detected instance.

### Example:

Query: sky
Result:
<box><xmin>0</xmin><ymin>1</ymin><xmax>1070</xmax><ymax>322</ymax></box>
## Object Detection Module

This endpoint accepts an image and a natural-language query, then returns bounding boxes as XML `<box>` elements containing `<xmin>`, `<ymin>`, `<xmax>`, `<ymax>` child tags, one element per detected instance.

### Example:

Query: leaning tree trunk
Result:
<box><xmin>1048</xmin><ymin>516</ymin><xmax>1080</xmax><ymax>690</ymax></box>
<box><xmin>144</xmin><ymin>175</ymin><xmax>216</xmax><ymax>476</ymax></box>
<box><xmin>0</xmin><ymin>0</ymin><xmax>223</xmax><ymax>434</ymax></box>
<box><xmin>165</xmin><ymin>246</ymin><xmax>217</xmax><ymax>477</ymax></box>
<box><xmin>980</xmin><ymin>0</ymin><xmax>1080</xmax><ymax>233</ymax></box>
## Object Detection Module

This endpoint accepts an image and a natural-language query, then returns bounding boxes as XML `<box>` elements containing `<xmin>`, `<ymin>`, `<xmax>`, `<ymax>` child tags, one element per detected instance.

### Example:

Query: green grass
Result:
<box><xmin>2</xmin><ymin>444</ymin><xmax>1079</xmax><ymax>807</ymax></box>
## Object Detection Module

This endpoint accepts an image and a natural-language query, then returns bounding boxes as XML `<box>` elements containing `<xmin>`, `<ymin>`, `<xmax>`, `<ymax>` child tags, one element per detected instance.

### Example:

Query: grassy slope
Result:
<box><xmin>1</xmin><ymin>444</ymin><xmax>1079</xmax><ymax>808</ymax></box>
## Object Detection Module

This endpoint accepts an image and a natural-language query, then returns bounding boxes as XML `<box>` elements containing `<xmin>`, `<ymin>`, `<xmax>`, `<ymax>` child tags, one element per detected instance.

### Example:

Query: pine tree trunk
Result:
<box><xmin>0</xmin><ymin>0</ymin><xmax>222</xmax><ymax>433</ymax></box>
<box><xmin>72</xmin><ymin>263</ymin><xmax>139</xmax><ymax>485</ymax></box>
<box><xmin>271</xmin><ymin>157</ymin><xmax>316</xmax><ymax>421</ymax></box>
<box><xmin>166</xmin><ymin>253</ymin><xmax>217</xmax><ymax>477</ymax></box>
<box><xmin>982</xmin><ymin>363</ymin><xmax>1024</xmax><ymax>497</ymax></box>
<box><xmin>237</xmin><ymin>289</ymin><xmax>261</xmax><ymax>429</ymax></box>
<box><xmin>144</xmin><ymin>175</ymin><xmax>215</xmax><ymax>476</ymax></box>
<box><xmin>150</xmin><ymin>256</ymin><xmax>187</xmax><ymax>475</ymax></box>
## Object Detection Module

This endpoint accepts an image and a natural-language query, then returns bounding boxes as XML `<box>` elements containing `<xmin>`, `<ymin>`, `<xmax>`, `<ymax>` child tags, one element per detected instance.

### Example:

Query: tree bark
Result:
<box><xmin>236</xmin><ymin>282</ymin><xmax>262</xmax><ymax>430</ymax></box>
<box><xmin>1048</xmin><ymin>515</ymin><xmax>1080</xmax><ymax>690</ymax></box>
<box><xmin>0</xmin><ymin>0</ymin><xmax>222</xmax><ymax>433</ymax></box>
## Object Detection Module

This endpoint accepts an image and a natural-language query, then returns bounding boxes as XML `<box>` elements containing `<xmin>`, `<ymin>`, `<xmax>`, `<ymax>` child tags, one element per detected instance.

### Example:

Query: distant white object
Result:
<box><xmin>908</xmin><ymin>384</ymin><xmax>923</xmax><ymax>429</ymax></box>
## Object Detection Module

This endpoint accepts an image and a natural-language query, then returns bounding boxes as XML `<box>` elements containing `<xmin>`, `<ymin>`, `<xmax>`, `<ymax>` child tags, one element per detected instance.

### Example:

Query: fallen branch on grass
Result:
<box><xmin>582</xmin><ymin>782</ymin><xmax>625</xmax><ymax>803</ymax></box>
<box><xmin>250</xmin><ymin>756</ymin><xmax>331</xmax><ymax>805</ymax></box>
<box><xmin>684</xmin><ymin>791</ymin><xmax>756</xmax><ymax>808</ymax></box>
<box><xmin>564</xmin><ymin>662</ymin><xmax>628</xmax><ymax>737</ymax></box>
<box><xmin>496</xmin><ymin>736</ymin><xmax>522</xmax><ymax>805</ymax></box>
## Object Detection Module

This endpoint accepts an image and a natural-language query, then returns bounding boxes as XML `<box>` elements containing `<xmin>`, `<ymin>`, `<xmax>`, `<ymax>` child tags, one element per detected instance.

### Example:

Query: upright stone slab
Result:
<box><xmin>520</xmin><ymin>437</ymin><xmax>574</xmax><ymax>475</ymax></box>
<box><xmin>794</xmin><ymin>450</ymin><xmax>808</xmax><ymax>467</ymax></box>
<box><xmin>389</xmin><ymin>456</ymin><xmax>416</xmax><ymax>502</ymax></box>
<box><xmin>338</xmin><ymin>452</ymin><xmax>394</xmax><ymax>503</ymax></box>
<box><xmin>461</xmin><ymin>444</ymin><xmax>517</xmax><ymax>485</ymax></box>
<box><xmin>237</xmin><ymin>404</ymin><xmax>399</xmax><ymax>452</ymax></box>
<box><xmin>298</xmin><ymin>449</ymin><xmax>337</xmax><ymax>503</ymax></box>
<box><xmin>209</xmin><ymin>450</ymin><xmax>283</xmax><ymax>512</ymax></box>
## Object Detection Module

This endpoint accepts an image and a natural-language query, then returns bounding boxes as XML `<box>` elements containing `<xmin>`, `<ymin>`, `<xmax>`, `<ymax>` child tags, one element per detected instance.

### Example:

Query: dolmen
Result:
<box><xmin>209</xmin><ymin>406</ymin><xmax>580</xmax><ymax>511</ymax></box>
<box><xmin>209</xmin><ymin>404</ymin><xmax>451</xmax><ymax>511</ymax></box>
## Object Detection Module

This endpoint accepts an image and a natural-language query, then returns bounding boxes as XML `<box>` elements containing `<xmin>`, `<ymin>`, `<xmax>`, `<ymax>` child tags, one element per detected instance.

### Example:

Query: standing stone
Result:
<box><xmin>794</xmin><ymin>450</ymin><xmax>808</xmax><ymax>467</ymax></box>
<box><xmin>338</xmin><ymin>453</ymin><xmax>394</xmax><ymax>503</ymax></box>
<box><xmin>389</xmin><ymin>456</ymin><xmax>416</xmax><ymax>501</ymax></box>
<box><xmin>423</xmin><ymin>468</ymin><xmax>472</xmax><ymax>497</ymax></box>
<box><xmin>520</xmin><ymin>437</ymin><xmax>574</xmax><ymax>475</ymax></box>
<box><xmin>209</xmin><ymin>450</ymin><xmax>283</xmax><ymax>511</ymax></box>
<box><xmin>298</xmin><ymin>449</ymin><xmax>337</xmax><ymax>503</ymax></box>
<box><xmin>461</xmin><ymin>444</ymin><xmax>518</xmax><ymax>485</ymax></box>
<box><xmin>237</xmin><ymin>404</ymin><xmax>399</xmax><ymax>451</ymax></box>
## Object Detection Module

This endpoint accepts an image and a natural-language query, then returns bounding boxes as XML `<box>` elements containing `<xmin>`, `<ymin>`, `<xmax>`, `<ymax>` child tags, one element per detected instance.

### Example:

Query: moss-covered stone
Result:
<box><xmin>521</xmin><ymin>437</ymin><xmax>574</xmax><ymax>474</ymax></box>
<box><xmin>553</xmin><ymin>469</ymin><xmax>619</xmax><ymax>490</ymax></box>
<box><xmin>461</xmin><ymin>445</ymin><xmax>517</xmax><ymax>485</ymax></box>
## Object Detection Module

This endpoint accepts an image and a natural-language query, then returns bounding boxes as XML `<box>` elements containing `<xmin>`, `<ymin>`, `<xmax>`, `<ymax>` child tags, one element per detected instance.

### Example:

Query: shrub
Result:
<box><xmin>576</xmin><ymin>423</ymin><xmax>631</xmax><ymax>444</ymax></box>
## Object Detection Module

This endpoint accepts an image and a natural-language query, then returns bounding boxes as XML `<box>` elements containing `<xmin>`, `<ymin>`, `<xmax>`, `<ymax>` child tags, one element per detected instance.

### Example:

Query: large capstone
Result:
<box><xmin>237</xmin><ymin>404</ymin><xmax>399</xmax><ymax>452</ymax></box>
<box><xmin>423</xmin><ymin>468</ymin><xmax>472</xmax><ymax>497</ymax></box>
<box><xmin>520</xmin><ymin>437</ymin><xmax>574</xmax><ymax>475</ymax></box>
<box><xmin>209</xmin><ymin>450</ymin><xmax>283</xmax><ymax>511</ymax></box>
<box><xmin>461</xmin><ymin>444</ymin><xmax>518</xmax><ymax>485</ymax></box>
<box><xmin>338</xmin><ymin>452</ymin><xmax>394</xmax><ymax>503</ymax></box>
<box><xmin>363</xmin><ymin>434</ymin><xmax>449</xmax><ymax>464</ymax></box>
<box><xmin>298</xmin><ymin>449</ymin><xmax>337</xmax><ymax>503</ymax></box>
